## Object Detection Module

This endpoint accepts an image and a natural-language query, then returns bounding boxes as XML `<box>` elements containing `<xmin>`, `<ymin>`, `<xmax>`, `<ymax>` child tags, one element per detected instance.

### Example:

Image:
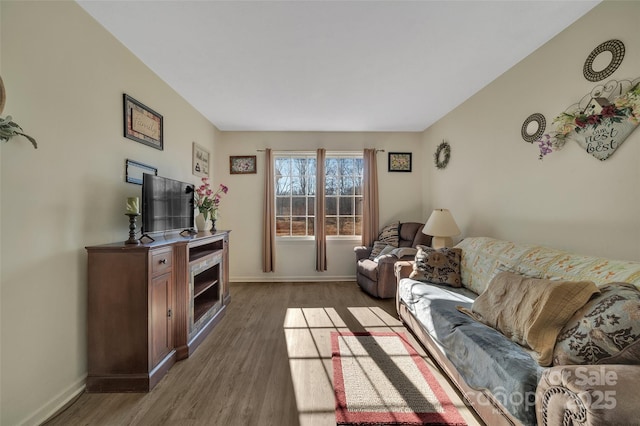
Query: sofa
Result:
<box><xmin>354</xmin><ymin>222</ymin><xmax>432</xmax><ymax>298</ymax></box>
<box><xmin>395</xmin><ymin>237</ymin><xmax>640</xmax><ymax>426</ymax></box>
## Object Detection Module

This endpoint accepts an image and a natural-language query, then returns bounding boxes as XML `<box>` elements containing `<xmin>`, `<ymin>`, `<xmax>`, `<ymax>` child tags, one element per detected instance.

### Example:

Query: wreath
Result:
<box><xmin>434</xmin><ymin>141</ymin><xmax>451</xmax><ymax>169</ymax></box>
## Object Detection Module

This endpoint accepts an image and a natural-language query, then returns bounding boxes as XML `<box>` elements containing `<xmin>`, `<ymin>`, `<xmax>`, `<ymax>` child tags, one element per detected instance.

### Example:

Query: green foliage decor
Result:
<box><xmin>0</xmin><ymin>115</ymin><xmax>37</xmax><ymax>149</ymax></box>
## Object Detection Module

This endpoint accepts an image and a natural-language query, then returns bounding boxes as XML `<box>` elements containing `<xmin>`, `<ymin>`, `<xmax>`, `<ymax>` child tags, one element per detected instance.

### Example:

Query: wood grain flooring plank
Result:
<box><xmin>44</xmin><ymin>281</ymin><xmax>481</xmax><ymax>426</ymax></box>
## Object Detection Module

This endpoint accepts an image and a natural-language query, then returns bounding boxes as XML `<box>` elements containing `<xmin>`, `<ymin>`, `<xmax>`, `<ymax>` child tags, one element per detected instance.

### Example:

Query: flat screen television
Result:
<box><xmin>142</xmin><ymin>173</ymin><xmax>195</xmax><ymax>234</ymax></box>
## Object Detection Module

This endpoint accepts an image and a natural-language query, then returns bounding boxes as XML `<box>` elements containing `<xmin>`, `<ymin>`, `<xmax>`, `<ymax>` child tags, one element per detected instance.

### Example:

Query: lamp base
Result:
<box><xmin>431</xmin><ymin>236</ymin><xmax>453</xmax><ymax>249</ymax></box>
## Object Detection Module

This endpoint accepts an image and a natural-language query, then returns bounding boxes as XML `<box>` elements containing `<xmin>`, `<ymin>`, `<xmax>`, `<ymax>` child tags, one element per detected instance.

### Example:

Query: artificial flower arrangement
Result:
<box><xmin>195</xmin><ymin>177</ymin><xmax>228</xmax><ymax>221</ymax></box>
<box><xmin>536</xmin><ymin>83</ymin><xmax>640</xmax><ymax>160</ymax></box>
<box><xmin>0</xmin><ymin>115</ymin><xmax>37</xmax><ymax>149</ymax></box>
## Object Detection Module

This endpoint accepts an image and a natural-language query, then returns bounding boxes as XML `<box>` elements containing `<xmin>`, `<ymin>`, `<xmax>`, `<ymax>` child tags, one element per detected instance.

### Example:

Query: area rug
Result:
<box><xmin>331</xmin><ymin>331</ymin><xmax>467</xmax><ymax>425</ymax></box>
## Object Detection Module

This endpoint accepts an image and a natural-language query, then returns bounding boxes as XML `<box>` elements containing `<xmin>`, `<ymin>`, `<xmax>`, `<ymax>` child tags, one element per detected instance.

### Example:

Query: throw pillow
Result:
<box><xmin>553</xmin><ymin>282</ymin><xmax>640</xmax><ymax>366</ymax></box>
<box><xmin>459</xmin><ymin>271</ymin><xmax>600</xmax><ymax>366</ymax></box>
<box><xmin>409</xmin><ymin>246</ymin><xmax>462</xmax><ymax>288</ymax></box>
<box><xmin>378</xmin><ymin>221</ymin><xmax>400</xmax><ymax>248</ymax></box>
<box><xmin>368</xmin><ymin>241</ymin><xmax>388</xmax><ymax>260</ymax></box>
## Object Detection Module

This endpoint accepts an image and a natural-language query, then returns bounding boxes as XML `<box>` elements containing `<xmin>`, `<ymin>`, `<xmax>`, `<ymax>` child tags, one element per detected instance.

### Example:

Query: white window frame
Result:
<box><xmin>324</xmin><ymin>151</ymin><xmax>363</xmax><ymax>240</ymax></box>
<box><xmin>273</xmin><ymin>151</ymin><xmax>363</xmax><ymax>241</ymax></box>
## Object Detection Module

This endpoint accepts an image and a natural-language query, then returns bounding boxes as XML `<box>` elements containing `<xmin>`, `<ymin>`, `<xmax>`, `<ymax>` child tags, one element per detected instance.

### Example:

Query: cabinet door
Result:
<box><xmin>150</xmin><ymin>272</ymin><xmax>173</xmax><ymax>367</ymax></box>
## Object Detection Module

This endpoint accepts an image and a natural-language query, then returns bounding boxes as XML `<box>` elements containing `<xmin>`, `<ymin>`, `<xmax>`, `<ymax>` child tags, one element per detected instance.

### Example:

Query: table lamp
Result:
<box><xmin>422</xmin><ymin>209</ymin><xmax>461</xmax><ymax>249</ymax></box>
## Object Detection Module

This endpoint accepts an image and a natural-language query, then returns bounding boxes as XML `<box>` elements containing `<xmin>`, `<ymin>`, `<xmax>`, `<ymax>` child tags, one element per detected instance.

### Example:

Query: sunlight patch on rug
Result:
<box><xmin>332</xmin><ymin>332</ymin><xmax>466</xmax><ymax>425</ymax></box>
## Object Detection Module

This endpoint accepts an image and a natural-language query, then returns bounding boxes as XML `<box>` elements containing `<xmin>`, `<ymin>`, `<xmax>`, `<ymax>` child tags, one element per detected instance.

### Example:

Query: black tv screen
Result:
<box><xmin>142</xmin><ymin>174</ymin><xmax>195</xmax><ymax>233</ymax></box>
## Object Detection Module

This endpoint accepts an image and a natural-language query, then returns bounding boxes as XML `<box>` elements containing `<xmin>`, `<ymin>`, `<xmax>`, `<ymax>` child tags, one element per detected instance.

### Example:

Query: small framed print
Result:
<box><xmin>388</xmin><ymin>152</ymin><xmax>412</xmax><ymax>172</ymax></box>
<box><xmin>192</xmin><ymin>142</ymin><xmax>210</xmax><ymax>177</ymax></box>
<box><xmin>230</xmin><ymin>155</ymin><xmax>257</xmax><ymax>174</ymax></box>
<box><xmin>125</xmin><ymin>159</ymin><xmax>157</xmax><ymax>185</ymax></box>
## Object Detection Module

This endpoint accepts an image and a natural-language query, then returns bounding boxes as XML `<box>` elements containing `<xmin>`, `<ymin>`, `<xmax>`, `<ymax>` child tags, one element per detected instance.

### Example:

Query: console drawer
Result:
<box><xmin>151</xmin><ymin>248</ymin><xmax>173</xmax><ymax>276</ymax></box>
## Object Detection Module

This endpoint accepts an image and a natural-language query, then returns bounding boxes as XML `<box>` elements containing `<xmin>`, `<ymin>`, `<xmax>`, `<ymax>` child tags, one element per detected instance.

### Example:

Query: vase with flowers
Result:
<box><xmin>194</xmin><ymin>177</ymin><xmax>228</xmax><ymax>232</ymax></box>
<box><xmin>536</xmin><ymin>81</ymin><xmax>640</xmax><ymax>160</ymax></box>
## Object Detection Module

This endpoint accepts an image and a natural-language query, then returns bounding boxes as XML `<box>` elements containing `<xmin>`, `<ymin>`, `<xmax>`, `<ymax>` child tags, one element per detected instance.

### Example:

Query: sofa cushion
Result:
<box><xmin>378</xmin><ymin>221</ymin><xmax>400</xmax><ymax>247</ymax></box>
<box><xmin>461</xmin><ymin>271</ymin><xmax>600</xmax><ymax>366</ymax></box>
<box><xmin>398</xmin><ymin>279</ymin><xmax>542</xmax><ymax>425</ymax></box>
<box><xmin>553</xmin><ymin>282</ymin><xmax>640</xmax><ymax>365</ymax></box>
<box><xmin>409</xmin><ymin>246</ymin><xmax>462</xmax><ymax>288</ymax></box>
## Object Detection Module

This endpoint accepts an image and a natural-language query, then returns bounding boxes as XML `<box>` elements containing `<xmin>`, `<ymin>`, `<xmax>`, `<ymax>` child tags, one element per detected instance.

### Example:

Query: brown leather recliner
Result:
<box><xmin>353</xmin><ymin>222</ymin><xmax>432</xmax><ymax>298</ymax></box>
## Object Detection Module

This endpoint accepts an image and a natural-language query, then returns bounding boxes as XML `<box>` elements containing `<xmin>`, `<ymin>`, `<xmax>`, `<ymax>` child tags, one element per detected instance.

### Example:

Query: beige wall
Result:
<box><xmin>0</xmin><ymin>2</ymin><xmax>218</xmax><ymax>424</ymax></box>
<box><xmin>423</xmin><ymin>1</ymin><xmax>640</xmax><ymax>261</ymax></box>
<box><xmin>3</xmin><ymin>0</ymin><xmax>638</xmax><ymax>424</ymax></box>
<box><xmin>215</xmin><ymin>131</ymin><xmax>425</xmax><ymax>281</ymax></box>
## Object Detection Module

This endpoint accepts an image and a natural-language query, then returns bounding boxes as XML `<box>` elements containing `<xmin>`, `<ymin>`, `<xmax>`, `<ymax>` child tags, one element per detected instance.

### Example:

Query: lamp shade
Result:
<box><xmin>422</xmin><ymin>209</ymin><xmax>460</xmax><ymax>248</ymax></box>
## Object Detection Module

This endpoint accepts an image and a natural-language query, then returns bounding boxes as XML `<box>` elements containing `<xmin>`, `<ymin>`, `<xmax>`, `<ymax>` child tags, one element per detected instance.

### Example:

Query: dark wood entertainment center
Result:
<box><xmin>86</xmin><ymin>231</ymin><xmax>230</xmax><ymax>392</ymax></box>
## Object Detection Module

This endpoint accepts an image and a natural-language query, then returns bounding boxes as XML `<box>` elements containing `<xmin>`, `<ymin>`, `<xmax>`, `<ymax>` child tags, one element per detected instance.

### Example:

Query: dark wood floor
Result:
<box><xmin>45</xmin><ymin>281</ymin><xmax>480</xmax><ymax>426</ymax></box>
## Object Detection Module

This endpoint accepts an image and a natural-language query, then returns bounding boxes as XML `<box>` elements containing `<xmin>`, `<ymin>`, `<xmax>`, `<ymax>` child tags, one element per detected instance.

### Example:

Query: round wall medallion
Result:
<box><xmin>434</xmin><ymin>141</ymin><xmax>451</xmax><ymax>169</ymax></box>
<box><xmin>521</xmin><ymin>113</ymin><xmax>546</xmax><ymax>143</ymax></box>
<box><xmin>583</xmin><ymin>39</ymin><xmax>625</xmax><ymax>82</ymax></box>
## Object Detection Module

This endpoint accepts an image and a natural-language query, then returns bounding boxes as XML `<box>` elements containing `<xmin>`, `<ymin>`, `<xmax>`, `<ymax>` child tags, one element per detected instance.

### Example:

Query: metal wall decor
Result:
<box><xmin>0</xmin><ymin>76</ymin><xmax>5</xmax><ymax>115</ymax></box>
<box><xmin>583</xmin><ymin>39</ymin><xmax>625</xmax><ymax>82</ymax></box>
<box><xmin>521</xmin><ymin>113</ymin><xmax>546</xmax><ymax>143</ymax></box>
<box><xmin>434</xmin><ymin>141</ymin><xmax>451</xmax><ymax>169</ymax></box>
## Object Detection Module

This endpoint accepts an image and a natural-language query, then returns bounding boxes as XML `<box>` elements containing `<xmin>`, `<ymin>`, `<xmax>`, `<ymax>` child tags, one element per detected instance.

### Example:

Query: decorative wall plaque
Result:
<box><xmin>565</xmin><ymin>79</ymin><xmax>640</xmax><ymax>161</ymax></box>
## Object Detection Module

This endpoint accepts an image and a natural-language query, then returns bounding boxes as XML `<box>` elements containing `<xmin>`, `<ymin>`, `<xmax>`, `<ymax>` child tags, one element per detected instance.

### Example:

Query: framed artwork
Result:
<box><xmin>192</xmin><ymin>142</ymin><xmax>210</xmax><ymax>177</ymax></box>
<box><xmin>123</xmin><ymin>94</ymin><xmax>163</xmax><ymax>150</ymax></box>
<box><xmin>230</xmin><ymin>155</ymin><xmax>257</xmax><ymax>174</ymax></box>
<box><xmin>125</xmin><ymin>159</ymin><xmax>157</xmax><ymax>185</ymax></box>
<box><xmin>388</xmin><ymin>152</ymin><xmax>412</xmax><ymax>172</ymax></box>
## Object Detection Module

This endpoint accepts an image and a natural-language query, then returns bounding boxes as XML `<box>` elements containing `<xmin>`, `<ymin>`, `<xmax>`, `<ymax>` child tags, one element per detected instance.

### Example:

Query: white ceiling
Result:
<box><xmin>77</xmin><ymin>0</ymin><xmax>600</xmax><ymax>132</ymax></box>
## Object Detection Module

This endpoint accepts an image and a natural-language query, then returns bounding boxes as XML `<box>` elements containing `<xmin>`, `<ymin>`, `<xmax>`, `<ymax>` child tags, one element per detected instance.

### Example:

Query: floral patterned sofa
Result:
<box><xmin>396</xmin><ymin>237</ymin><xmax>640</xmax><ymax>426</ymax></box>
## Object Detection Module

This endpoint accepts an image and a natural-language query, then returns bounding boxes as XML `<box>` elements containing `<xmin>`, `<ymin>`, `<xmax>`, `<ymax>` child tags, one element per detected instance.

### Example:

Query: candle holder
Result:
<box><xmin>125</xmin><ymin>213</ymin><xmax>141</xmax><ymax>245</ymax></box>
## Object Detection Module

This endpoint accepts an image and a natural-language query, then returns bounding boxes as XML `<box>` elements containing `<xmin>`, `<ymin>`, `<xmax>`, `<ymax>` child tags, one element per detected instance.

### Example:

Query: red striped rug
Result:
<box><xmin>332</xmin><ymin>331</ymin><xmax>467</xmax><ymax>426</ymax></box>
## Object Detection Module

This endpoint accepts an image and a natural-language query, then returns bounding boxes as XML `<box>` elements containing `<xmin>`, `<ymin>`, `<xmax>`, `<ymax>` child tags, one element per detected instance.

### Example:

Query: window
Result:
<box><xmin>274</xmin><ymin>152</ymin><xmax>363</xmax><ymax>237</ymax></box>
<box><xmin>325</xmin><ymin>155</ymin><xmax>363</xmax><ymax>236</ymax></box>
<box><xmin>275</xmin><ymin>154</ymin><xmax>316</xmax><ymax>237</ymax></box>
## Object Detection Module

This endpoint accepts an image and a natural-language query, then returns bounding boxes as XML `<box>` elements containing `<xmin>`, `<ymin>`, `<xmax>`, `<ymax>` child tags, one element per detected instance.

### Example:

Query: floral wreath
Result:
<box><xmin>434</xmin><ymin>141</ymin><xmax>451</xmax><ymax>169</ymax></box>
<box><xmin>536</xmin><ymin>81</ymin><xmax>640</xmax><ymax>160</ymax></box>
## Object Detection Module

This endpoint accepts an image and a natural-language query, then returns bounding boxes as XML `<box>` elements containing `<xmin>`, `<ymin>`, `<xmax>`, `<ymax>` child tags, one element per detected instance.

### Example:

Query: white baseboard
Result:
<box><xmin>230</xmin><ymin>275</ymin><xmax>356</xmax><ymax>283</ymax></box>
<box><xmin>19</xmin><ymin>375</ymin><xmax>86</xmax><ymax>426</ymax></box>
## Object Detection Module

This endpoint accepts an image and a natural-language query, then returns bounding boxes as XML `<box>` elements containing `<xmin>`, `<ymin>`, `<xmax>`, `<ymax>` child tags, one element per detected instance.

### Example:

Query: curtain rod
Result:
<box><xmin>256</xmin><ymin>149</ymin><xmax>385</xmax><ymax>152</ymax></box>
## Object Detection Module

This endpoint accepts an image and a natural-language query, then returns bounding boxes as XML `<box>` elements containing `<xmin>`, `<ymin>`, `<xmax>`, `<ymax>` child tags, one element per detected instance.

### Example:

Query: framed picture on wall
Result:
<box><xmin>192</xmin><ymin>142</ymin><xmax>210</xmax><ymax>177</ymax></box>
<box><xmin>125</xmin><ymin>159</ymin><xmax>157</xmax><ymax>185</ymax></box>
<box><xmin>388</xmin><ymin>152</ymin><xmax>412</xmax><ymax>172</ymax></box>
<box><xmin>123</xmin><ymin>94</ymin><xmax>163</xmax><ymax>150</ymax></box>
<box><xmin>230</xmin><ymin>155</ymin><xmax>257</xmax><ymax>174</ymax></box>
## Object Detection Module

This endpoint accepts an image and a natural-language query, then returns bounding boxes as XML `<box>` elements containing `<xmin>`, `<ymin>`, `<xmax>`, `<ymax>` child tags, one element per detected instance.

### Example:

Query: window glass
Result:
<box><xmin>274</xmin><ymin>153</ymin><xmax>362</xmax><ymax>237</ymax></box>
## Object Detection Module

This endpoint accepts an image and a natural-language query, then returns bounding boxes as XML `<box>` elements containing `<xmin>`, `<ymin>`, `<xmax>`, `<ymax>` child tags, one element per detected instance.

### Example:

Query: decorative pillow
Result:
<box><xmin>459</xmin><ymin>271</ymin><xmax>600</xmax><ymax>366</ymax></box>
<box><xmin>378</xmin><ymin>221</ymin><xmax>400</xmax><ymax>248</ymax></box>
<box><xmin>553</xmin><ymin>282</ymin><xmax>640</xmax><ymax>366</ymax></box>
<box><xmin>373</xmin><ymin>244</ymin><xmax>395</xmax><ymax>262</ymax></box>
<box><xmin>409</xmin><ymin>246</ymin><xmax>462</xmax><ymax>288</ymax></box>
<box><xmin>368</xmin><ymin>241</ymin><xmax>388</xmax><ymax>260</ymax></box>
